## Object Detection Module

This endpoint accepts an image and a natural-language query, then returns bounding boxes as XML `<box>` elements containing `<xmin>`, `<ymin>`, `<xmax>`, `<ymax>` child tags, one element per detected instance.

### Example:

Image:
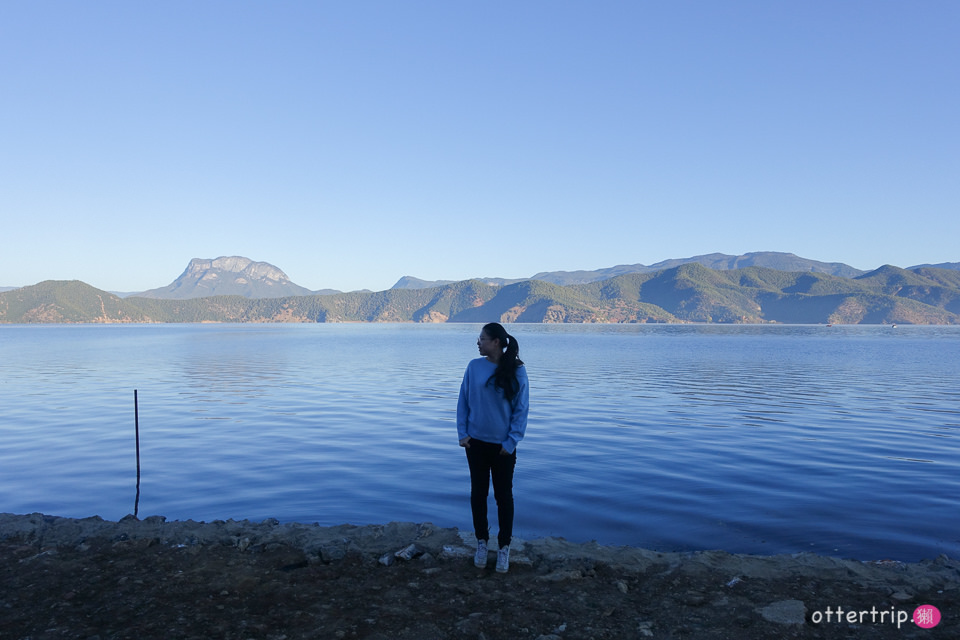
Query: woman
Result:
<box><xmin>456</xmin><ymin>322</ymin><xmax>529</xmax><ymax>573</ymax></box>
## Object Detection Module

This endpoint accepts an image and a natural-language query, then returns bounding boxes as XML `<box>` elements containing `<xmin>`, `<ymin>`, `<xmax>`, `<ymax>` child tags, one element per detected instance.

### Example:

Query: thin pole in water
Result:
<box><xmin>134</xmin><ymin>389</ymin><xmax>141</xmax><ymax>518</ymax></box>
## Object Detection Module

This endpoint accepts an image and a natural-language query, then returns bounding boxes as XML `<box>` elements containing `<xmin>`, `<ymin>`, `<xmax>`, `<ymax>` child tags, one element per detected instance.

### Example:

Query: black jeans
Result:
<box><xmin>465</xmin><ymin>439</ymin><xmax>517</xmax><ymax>549</ymax></box>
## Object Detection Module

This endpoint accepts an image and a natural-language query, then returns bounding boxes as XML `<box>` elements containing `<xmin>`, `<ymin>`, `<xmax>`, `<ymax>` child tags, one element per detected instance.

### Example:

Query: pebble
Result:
<box><xmin>440</xmin><ymin>545</ymin><xmax>472</xmax><ymax>560</ymax></box>
<box><xmin>758</xmin><ymin>599</ymin><xmax>806</xmax><ymax>626</ymax></box>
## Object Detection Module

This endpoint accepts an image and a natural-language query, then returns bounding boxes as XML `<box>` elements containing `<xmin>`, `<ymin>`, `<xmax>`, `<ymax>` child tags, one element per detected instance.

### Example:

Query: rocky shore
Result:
<box><xmin>1</xmin><ymin>513</ymin><xmax>956</xmax><ymax>639</ymax></box>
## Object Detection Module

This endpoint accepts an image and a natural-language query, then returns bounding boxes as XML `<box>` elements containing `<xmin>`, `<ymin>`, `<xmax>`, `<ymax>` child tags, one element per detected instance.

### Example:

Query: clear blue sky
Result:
<box><xmin>2</xmin><ymin>1</ymin><xmax>957</xmax><ymax>293</ymax></box>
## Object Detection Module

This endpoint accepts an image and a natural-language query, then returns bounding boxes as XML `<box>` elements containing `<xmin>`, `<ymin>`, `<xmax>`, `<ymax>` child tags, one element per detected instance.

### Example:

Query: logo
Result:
<box><xmin>913</xmin><ymin>604</ymin><xmax>941</xmax><ymax>629</ymax></box>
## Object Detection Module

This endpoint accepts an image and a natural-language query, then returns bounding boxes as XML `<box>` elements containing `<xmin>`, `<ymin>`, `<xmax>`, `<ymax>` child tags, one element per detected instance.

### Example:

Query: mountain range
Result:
<box><xmin>392</xmin><ymin>251</ymin><xmax>869</xmax><ymax>288</ymax></box>
<box><xmin>5</xmin><ymin>252</ymin><xmax>958</xmax><ymax>299</ymax></box>
<box><xmin>2</xmin><ymin>253</ymin><xmax>959</xmax><ymax>324</ymax></box>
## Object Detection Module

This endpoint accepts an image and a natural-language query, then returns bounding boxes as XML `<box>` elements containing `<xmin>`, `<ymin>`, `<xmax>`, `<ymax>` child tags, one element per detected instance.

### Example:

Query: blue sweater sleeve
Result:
<box><xmin>502</xmin><ymin>365</ymin><xmax>529</xmax><ymax>454</ymax></box>
<box><xmin>456</xmin><ymin>364</ymin><xmax>471</xmax><ymax>442</ymax></box>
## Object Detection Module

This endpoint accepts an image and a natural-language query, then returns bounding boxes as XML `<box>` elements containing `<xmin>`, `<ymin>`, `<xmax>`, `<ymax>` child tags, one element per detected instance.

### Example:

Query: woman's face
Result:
<box><xmin>477</xmin><ymin>331</ymin><xmax>501</xmax><ymax>358</ymax></box>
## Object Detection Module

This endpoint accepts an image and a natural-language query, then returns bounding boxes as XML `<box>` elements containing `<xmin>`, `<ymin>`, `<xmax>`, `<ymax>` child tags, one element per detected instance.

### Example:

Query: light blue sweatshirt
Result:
<box><xmin>456</xmin><ymin>357</ymin><xmax>529</xmax><ymax>454</ymax></box>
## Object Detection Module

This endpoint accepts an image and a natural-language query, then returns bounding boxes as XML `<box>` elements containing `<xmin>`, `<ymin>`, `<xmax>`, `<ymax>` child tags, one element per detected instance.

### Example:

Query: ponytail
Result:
<box><xmin>482</xmin><ymin>322</ymin><xmax>524</xmax><ymax>402</ymax></box>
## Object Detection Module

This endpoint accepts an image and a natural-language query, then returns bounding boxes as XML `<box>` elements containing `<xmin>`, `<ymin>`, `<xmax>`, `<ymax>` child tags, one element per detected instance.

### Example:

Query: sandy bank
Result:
<box><xmin>2</xmin><ymin>512</ymin><xmax>957</xmax><ymax>639</ymax></box>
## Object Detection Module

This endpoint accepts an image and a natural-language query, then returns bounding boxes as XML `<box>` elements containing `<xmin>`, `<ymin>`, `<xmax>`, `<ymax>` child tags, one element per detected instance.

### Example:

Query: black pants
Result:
<box><xmin>465</xmin><ymin>439</ymin><xmax>517</xmax><ymax>549</ymax></box>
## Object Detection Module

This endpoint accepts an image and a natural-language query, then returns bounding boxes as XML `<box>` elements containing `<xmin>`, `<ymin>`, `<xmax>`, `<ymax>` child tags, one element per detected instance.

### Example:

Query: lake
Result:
<box><xmin>1</xmin><ymin>323</ymin><xmax>958</xmax><ymax>561</ymax></box>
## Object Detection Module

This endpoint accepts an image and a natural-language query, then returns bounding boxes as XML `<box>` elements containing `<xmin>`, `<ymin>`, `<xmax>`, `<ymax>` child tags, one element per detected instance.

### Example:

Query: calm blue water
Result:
<box><xmin>1</xmin><ymin>323</ymin><xmax>958</xmax><ymax>561</ymax></box>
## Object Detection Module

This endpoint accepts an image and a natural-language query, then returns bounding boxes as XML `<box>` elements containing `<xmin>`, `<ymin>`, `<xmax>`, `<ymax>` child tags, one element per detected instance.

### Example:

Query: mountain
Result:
<box><xmin>909</xmin><ymin>262</ymin><xmax>960</xmax><ymax>271</ymax></box>
<box><xmin>391</xmin><ymin>275</ymin><xmax>525</xmax><ymax>289</ymax></box>
<box><xmin>646</xmin><ymin>252</ymin><xmax>864</xmax><ymax>278</ymax></box>
<box><xmin>532</xmin><ymin>251</ymin><xmax>866</xmax><ymax>285</ymax></box>
<box><xmin>397</xmin><ymin>252</ymin><xmax>865</xmax><ymax>289</ymax></box>
<box><xmin>137</xmin><ymin>257</ymin><xmax>319</xmax><ymax>299</ymax></box>
<box><xmin>391</xmin><ymin>276</ymin><xmax>458</xmax><ymax>289</ymax></box>
<box><xmin>4</xmin><ymin>264</ymin><xmax>959</xmax><ymax>325</ymax></box>
<box><xmin>0</xmin><ymin>280</ymin><xmax>153</xmax><ymax>323</ymax></box>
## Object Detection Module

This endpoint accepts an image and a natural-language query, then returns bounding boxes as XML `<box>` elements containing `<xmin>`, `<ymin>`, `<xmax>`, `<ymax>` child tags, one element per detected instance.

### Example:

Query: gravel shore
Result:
<box><xmin>1</xmin><ymin>513</ymin><xmax>957</xmax><ymax>639</ymax></box>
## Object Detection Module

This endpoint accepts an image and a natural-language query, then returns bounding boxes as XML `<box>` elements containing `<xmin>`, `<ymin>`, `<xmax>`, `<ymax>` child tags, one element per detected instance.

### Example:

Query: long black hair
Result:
<box><xmin>482</xmin><ymin>322</ymin><xmax>524</xmax><ymax>402</ymax></box>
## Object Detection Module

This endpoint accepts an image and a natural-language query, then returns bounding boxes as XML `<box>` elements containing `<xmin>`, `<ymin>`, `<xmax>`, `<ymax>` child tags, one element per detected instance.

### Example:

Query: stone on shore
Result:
<box><xmin>1</xmin><ymin>512</ymin><xmax>957</xmax><ymax>639</ymax></box>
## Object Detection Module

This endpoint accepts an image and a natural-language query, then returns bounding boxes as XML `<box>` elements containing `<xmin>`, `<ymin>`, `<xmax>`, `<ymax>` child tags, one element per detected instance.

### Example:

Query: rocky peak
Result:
<box><xmin>184</xmin><ymin>257</ymin><xmax>292</xmax><ymax>283</ymax></box>
<box><xmin>137</xmin><ymin>256</ymin><xmax>312</xmax><ymax>299</ymax></box>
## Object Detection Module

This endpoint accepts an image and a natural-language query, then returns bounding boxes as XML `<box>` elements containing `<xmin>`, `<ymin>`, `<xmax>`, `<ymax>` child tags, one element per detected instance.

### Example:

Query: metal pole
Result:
<box><xmin>134</xmin><ymin>389</ymin><xmax>141</xmax><ymax>517</ymax></box>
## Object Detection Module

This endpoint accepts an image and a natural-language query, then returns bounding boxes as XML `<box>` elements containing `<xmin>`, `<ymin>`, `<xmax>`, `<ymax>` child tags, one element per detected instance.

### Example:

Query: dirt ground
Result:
<box><xmin>1</xmin><ymin>513</ymin><xmax>957</xmax><ymax>639</ymax></box>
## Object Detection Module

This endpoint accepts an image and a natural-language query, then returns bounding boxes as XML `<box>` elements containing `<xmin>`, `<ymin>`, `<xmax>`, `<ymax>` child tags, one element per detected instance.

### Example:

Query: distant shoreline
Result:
<box><xmin>4</xmin><ymin>262</ymin><xmax>960</xmax><ymax>324</ymax></box>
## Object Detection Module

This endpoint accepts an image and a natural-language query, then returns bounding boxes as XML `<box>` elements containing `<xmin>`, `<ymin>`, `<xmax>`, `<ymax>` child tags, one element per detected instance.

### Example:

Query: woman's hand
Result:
<box><xmin>459</xmin><ymin>436</ymin><xmax>472</xmax><ymax>448</ymax></box>
<box><xmin>499</xmin><ymin>447</ymin><xmax>511</xmax><ymax>456</ymax></box>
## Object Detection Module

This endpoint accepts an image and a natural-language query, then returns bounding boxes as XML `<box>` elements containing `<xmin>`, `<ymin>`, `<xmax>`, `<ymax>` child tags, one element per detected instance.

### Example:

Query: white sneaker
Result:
<box><xmin>496</xmin><ymin>545</ymin><xmax>510</xmax><ymax>573</ymax></box>
<box><xmin>474</xmin><ymin>539</ymin><xmax>488</xmax><ymax>568</ymax></box>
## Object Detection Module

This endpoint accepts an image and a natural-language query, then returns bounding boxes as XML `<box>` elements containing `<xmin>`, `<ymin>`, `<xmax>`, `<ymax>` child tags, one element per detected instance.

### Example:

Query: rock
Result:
<box><xmin>394</xmin><ymin>544</ymin><xmax>421</xmax><ymax>561</ymax></box>
<box><xmin>758</xmin><ymin>599</ymin><xmax>806</xmax><ymax>625</ymax></box>
<box><xmin>319</xmin><ymin>544</ymin><xmax>347</xmax><ymax>563</ymax></box>
<box><xmin>510</xmin><ymin>553</ymin><xmax>533</xmax><ymax>568</ymax></box>
<box><xmin>455</xmin><ymin>613</ymin><xmax>485</xmax><ymax>635</ymax></box>
<box><xmin>440</xmin><ymin>545</ymin><xmax>472</xmax><ymax>561</ymax></box>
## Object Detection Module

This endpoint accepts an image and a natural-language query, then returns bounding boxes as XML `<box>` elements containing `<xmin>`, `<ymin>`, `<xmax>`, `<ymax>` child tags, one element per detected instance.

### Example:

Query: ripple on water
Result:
<box><xmin>1</xmin><ymin>323</ymin><xmax>958</xmax><ymax>560</ymax></box>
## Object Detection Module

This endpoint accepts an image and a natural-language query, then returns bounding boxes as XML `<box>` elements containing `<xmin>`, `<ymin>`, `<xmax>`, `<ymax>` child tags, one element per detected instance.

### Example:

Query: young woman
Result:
<box><xmin>456</xmin><ymin>322</ymin><xmax>529</xmax><ymax>573</ymax></box>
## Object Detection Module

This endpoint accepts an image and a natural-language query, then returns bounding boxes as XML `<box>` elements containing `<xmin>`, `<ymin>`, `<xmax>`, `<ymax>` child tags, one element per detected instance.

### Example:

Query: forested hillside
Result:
<box><xmin>2</xmin><ymin>265</ymin><xmax>958</xmax><ymax>324</ymax></box>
